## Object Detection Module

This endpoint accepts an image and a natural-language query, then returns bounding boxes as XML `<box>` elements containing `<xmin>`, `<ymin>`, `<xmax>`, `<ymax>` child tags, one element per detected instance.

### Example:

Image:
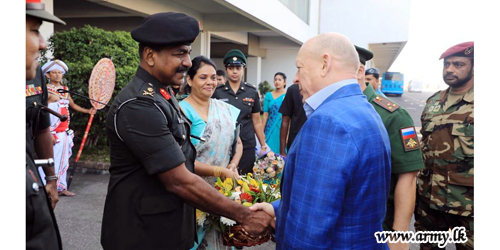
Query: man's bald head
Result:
<box><xmin>303</xmin><ymin>33</ymin><xmax>360</xmax><ymax>74</ymax></box>
<box><xmin>293</xmin><ymin>32</ymin><xmax>359</xmax><ymax>102</ymax></box>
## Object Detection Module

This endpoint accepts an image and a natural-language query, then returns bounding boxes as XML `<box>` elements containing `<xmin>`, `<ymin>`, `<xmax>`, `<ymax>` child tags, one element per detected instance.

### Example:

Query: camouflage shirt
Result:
<box><xmin>417</xmin><ymin>86</ymin><xmax>474</xmax><ymax>217</ymax></box>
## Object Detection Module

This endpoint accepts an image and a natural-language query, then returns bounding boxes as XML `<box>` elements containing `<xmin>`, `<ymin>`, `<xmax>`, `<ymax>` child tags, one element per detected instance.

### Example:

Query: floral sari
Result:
<box><xmin>263</xmin><ymin>92</ymin><xmax>285</xmax><ymax>153</ymax></box>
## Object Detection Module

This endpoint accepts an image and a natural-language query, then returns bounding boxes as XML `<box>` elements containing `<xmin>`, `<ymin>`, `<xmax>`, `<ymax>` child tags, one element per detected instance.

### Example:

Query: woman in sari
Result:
<box><xmin>262</xmin><ymin>72</ymin><xmax>287</xmax><ymax>153</ymax></box>
<box><xmin>179</xmin><ymin>56</ymin><xmax>243</xmax><ymax>250</ymax></box>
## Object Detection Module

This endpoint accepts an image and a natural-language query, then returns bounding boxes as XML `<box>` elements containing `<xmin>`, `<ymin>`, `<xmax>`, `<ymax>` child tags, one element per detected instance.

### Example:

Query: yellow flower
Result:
<box><xmin>247</xmin><ymin>173</ymin><xmax>253</xmax><ymax>177</ymax></box>
<box><xmin>219</xmin><ymin>189</ymin><xmax>224</xmax><ymax>194</ymax></box>
<box><xmin>250</xmin><ymin>179</ymin><xmax>258</xmax><ymax>187</ymax></box>
<box><xmin>242</xmin><ymin>182</ymin><xmax>250</xmax><ymax>193</ymax></box>
<box><xmin>237</xmin><ymin>179</ymin><xmax>243</xmax><ymax>185</ymax></box>
<box><xmin>229</xmin><ymin>233</ymin><xmax>234</xmax><ymax>238</ymax></box>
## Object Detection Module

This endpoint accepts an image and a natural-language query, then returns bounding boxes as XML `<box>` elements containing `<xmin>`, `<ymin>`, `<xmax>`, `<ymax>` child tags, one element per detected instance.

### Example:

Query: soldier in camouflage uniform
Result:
<box><xmin>415</xmin><ymin>41</ymin><xmax>474</xmax><ymax>250</ymax></box>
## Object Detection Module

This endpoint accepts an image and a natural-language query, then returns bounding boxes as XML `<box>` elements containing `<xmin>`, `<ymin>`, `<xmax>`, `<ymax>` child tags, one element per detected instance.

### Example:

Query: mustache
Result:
<box><xmin>175</xmin><ymin>66</ymin><xmax>189</xmax><ymax>73</ymax></box>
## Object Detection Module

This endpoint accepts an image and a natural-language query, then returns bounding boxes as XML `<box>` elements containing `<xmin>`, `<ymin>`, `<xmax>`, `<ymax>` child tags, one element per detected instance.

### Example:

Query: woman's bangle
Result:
<box><xmin>214</xmin><ymin>166</ymin><xmax>223</xmax><ymax>178</ymax></box>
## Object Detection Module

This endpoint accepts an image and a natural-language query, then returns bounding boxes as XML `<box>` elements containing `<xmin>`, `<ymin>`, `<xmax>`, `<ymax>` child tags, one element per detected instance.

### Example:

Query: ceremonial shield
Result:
<box><xmin>68</xmin><ymin>58</ymin><xmax>115</xmax><ymax>189</ymax></box>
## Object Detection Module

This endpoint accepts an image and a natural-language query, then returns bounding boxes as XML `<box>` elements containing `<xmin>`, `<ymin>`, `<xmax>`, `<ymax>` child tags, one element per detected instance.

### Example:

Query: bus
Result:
<box><xmin>381</xmin><ymin>72</ymin><xmax>404</xmax><ymax>96</ymax></box>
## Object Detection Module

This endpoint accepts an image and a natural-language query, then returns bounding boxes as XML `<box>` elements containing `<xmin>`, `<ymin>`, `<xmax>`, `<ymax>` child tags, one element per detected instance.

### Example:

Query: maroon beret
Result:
<box><xmin>439</xmin><ymin>41</ymin><xmax>474</xmax><ymax>59</ymax></box>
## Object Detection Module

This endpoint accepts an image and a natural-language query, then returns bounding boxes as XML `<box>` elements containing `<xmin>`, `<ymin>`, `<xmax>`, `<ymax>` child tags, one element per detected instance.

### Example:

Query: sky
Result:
<box><xmin>389</xmin><ymin>0</ymin><xmax>477</xmax><ymax>91</ymax></box>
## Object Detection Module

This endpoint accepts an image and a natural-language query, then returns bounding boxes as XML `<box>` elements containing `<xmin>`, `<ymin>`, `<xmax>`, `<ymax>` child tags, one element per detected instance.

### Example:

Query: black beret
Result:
<box><xmin>131</xmin><ymin>12</ymin><xmax>200</xmax><ymax>46</ymax></box>
<box><xmin>354</xmin><ymin>45</ymin><xmax>374</xmax><ymax>65</ymax></box>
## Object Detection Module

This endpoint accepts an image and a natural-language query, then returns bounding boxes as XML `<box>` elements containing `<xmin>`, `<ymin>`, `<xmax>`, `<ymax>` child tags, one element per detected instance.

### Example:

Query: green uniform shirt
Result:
<box><xmin>363</xmin><ymin>85</ymin><xmax>425</xmax><ymax>230</ymax></box>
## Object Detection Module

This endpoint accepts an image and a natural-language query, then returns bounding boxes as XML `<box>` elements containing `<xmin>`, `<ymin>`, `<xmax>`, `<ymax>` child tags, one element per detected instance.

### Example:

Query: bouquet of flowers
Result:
<box><xmin>252</xmin><ymin>152</ymin><xmax>285</xmax><ymax>185</ymax></box>
<box><xmin>196</xmin><ymin>174</ymin><xmax>280</xmax><ymax>247</ymax></box>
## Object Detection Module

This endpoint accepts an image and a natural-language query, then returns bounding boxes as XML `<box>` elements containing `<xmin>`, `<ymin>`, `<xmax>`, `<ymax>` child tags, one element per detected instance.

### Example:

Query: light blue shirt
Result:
<box><xmin>303</xmin><ymin>79</ymin><xmax>358</xmax><ymax>118</ymax></box>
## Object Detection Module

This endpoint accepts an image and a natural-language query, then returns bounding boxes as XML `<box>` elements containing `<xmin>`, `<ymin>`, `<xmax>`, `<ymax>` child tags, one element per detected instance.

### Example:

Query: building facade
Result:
<box><xmin>40</xmin><ymin>0</ymin><xmax>409</xmax><ymax>89</ymax></box>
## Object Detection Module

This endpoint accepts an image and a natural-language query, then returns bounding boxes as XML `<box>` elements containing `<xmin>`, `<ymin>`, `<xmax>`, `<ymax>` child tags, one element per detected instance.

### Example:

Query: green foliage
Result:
<box><xmin>258</xmin><ymin>80</ymin><xmax>273</xmax><ymax>108</ymax></box>
<box><xmin>41</xmin><ymin>25</ymin><xmax>139</xmax><ymax>151</ymax></box>
<box><xmin>258</xmin><ymin>80</ymin><xmax>273</xmax><ymax>97</ymax></box>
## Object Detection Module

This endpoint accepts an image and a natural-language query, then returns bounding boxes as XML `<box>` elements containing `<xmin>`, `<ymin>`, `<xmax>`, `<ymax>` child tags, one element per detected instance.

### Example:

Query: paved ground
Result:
<box><xmin>54</xmin><ymin>171</ymin><xmax>276</xmax><ymax>250</ymax></box>
<box><xmin>54</xmin><ymin>91</ymin><xmax>458</xmax><ymax>250</ymax></box>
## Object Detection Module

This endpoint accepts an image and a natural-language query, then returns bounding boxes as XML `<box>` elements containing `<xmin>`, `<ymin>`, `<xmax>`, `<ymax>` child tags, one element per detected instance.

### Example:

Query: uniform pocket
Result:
<box><xmin>242</xmin><ymin>100</ymin><xmax>254</xmax><ymax>107</ymax></box>
<box><xmin>451</xmin><ymin>123</ymin><xmax>474</xmax><ymax>157</ymax></box>
<box><xmin>171</xmin><ymin>118</ymin><xmax>188</xmax><ymax>145</ymax></box>
<box><xmin>448</xmin><ymin>172</ymin><xmax>473</xmax><ymax>187</ymax></box>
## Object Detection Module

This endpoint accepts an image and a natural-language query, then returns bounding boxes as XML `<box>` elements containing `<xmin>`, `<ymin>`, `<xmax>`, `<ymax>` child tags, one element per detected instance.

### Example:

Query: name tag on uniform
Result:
<box><xmin>220</xmin><ymin>98</ymin><xmax>229</xmax><ymax>102</ymax></box>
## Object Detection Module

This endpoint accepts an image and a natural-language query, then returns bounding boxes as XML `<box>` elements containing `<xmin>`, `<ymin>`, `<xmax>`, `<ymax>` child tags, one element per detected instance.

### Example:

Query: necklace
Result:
<box><xmin>48</xmin><ymin>83</ymin><xmax>67</xmax><ymax>98</ymax></box>
<box><xmin>188</xmin><ymin>96</ymin><xmax>210</xmax><ymax>122</ymax></box>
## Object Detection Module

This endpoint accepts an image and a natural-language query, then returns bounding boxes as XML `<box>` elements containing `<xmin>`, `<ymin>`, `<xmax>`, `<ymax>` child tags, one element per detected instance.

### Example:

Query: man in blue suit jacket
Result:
<box><xmin>251</xmin><ymin>33</ymin><xmax>391</xmax><ymax>249</ymax></box>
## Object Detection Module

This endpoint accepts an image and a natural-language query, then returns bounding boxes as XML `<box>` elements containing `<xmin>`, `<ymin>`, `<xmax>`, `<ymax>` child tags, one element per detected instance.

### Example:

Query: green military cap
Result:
<box><xmin>223</xmin><ymin>49</ymin><xmax>247</xmax><ymax>67</ymax></box>
<box><xmin>354</xmin><ymin>45</ymin><xmax>373</xmax><ymax>65</ymax></box>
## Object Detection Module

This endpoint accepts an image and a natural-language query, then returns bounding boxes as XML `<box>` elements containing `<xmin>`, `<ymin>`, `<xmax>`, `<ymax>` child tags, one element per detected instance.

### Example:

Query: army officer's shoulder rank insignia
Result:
<box><xmin>373</xmin><ymin>95</ymin><xmax>399</xmax><ymax>113</ymax></box>
<box><xmin>142</xmin><ymin>87</ymin><xmax>155</xmax><ymax>97</ymax></box>
<box><xmin>400</xmin><ymin>126</ymin><xmax>420</xmax><ymax>152</ymax></box>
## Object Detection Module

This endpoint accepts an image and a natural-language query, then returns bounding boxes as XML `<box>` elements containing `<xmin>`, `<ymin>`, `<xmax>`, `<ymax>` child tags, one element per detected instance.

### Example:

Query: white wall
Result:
<box><xmin>261</xmin><ymin>48</ymin><xmax>299</xmax><ymax>88</ymax></box>
<box><xmin>217</xmin><ymin>0</ymin><xmax>320</xmax><ymax>44</ymax></box>
<box><xmin>319</xmin><ymin>0</ymin><xmax>410</xmax><ymax>47</ymax></box>
<box><xmin>41</xmin><ymin>0</ymin><xmax>55</xmax><ymax>59</ymax></box>
<box><xmin>211</xmin><ymin>58</ymin><xmax>225</xmax><ymax>71</ymax></box>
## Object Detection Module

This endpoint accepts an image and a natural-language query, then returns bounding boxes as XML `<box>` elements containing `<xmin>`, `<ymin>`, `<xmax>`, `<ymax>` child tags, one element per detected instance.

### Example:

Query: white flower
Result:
<box><xmin>230</xmin><ymin>192</ymin><xmax>241</xmax><ymax>200</ymax></box>
<box><xmin>220</xmin><ymin>216</ymin><xmax>237</xmax><ymax>226</ymax></box>
<box><xmin>197</xmin><ymin>212</ymin><xmax>207</xmax><ymax>226</ymax></box>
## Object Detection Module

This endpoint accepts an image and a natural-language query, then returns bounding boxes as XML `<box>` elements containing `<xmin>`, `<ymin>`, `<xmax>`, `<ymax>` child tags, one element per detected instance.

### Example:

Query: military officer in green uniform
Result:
<box><xmin>26</xmin><ymin>0</ymin><xmax>66</xmax><ymax>249</ymax></box>
<box><xmin>355</xmin><ymin>46</ymin><xmax>425</xmax><ymax>247</ymax></box>
<box><xmin>212</xmin><ymin>49</ymin><xmax>267</xmax><ymax>175</ymax></box>
<box><xmin>415</xmin><ymin>42</ymin><xmax>474</xmax><ymax>250</ymax></box>
<box><xmin>101</xmin><ymin>13</ymin><xmax>272</xmax><ymax>250</ymax></box>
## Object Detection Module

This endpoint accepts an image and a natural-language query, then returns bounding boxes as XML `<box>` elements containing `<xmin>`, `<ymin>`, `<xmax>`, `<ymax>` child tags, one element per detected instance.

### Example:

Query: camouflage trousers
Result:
<box><xmin>415</xmin><ymin>196</ymin><xmax>474</xmax><ymax>250</ymax></box>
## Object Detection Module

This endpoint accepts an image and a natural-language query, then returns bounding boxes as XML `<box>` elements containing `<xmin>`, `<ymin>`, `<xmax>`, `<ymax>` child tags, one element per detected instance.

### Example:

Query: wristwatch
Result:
<box><xmin>45</xmin><ymin>175</ymin><xmax>59</xmax><ymax>181</ymax></box>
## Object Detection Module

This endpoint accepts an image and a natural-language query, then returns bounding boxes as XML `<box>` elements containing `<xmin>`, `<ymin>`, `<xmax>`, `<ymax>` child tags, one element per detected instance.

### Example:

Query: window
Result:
<box><xmin>279</xmin><ymin>0</ymin><xmax>309</xmax><ymax>24</ymax></box>
<box><xmin>385</xmin><ymin>73</ymin><xmax>402</xmax><ymax>81</ymax></box>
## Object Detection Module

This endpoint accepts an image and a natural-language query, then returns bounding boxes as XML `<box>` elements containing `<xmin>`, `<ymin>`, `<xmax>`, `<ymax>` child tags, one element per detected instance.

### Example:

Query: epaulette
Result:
<box><xmin>373</xmin><ymin>95</ymin><xmax>399</xmax><ymax>113</ymax></box>
<box><xmin>244</xmin><ymin>82</ymin><xmax>257</xmax><ymax>89</ymax></box>
<box><xmin>138</xmin><ymin>82</ymin><xmax>157</xmax><ymax>100</ymax></box>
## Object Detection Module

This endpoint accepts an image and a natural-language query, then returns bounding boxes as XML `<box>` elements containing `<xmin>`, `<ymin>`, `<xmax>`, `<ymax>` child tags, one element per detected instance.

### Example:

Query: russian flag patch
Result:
<box><xmin>400</xmin><ymin>126</ymin><xmax>420</xmax><ymax>152</ymax></box>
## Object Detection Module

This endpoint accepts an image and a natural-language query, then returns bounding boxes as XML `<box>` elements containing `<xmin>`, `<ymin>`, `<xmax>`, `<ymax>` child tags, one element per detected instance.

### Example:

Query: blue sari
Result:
<box><xmin>263</xmin><ymin>92</ymin><xmax>285</xmax><ymax>153</ymax></box>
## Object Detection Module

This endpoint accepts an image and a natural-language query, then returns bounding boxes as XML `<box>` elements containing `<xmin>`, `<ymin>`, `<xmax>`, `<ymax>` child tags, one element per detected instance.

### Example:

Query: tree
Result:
<box><xmin>258</xmin><ymin>80</ymin><xmax>273</xmax><ymax>97</ymax></box>
<box><xmin>41</xmin><ymin>25</ymin><xmax>139</xmax><ymax>151</ymax></box>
